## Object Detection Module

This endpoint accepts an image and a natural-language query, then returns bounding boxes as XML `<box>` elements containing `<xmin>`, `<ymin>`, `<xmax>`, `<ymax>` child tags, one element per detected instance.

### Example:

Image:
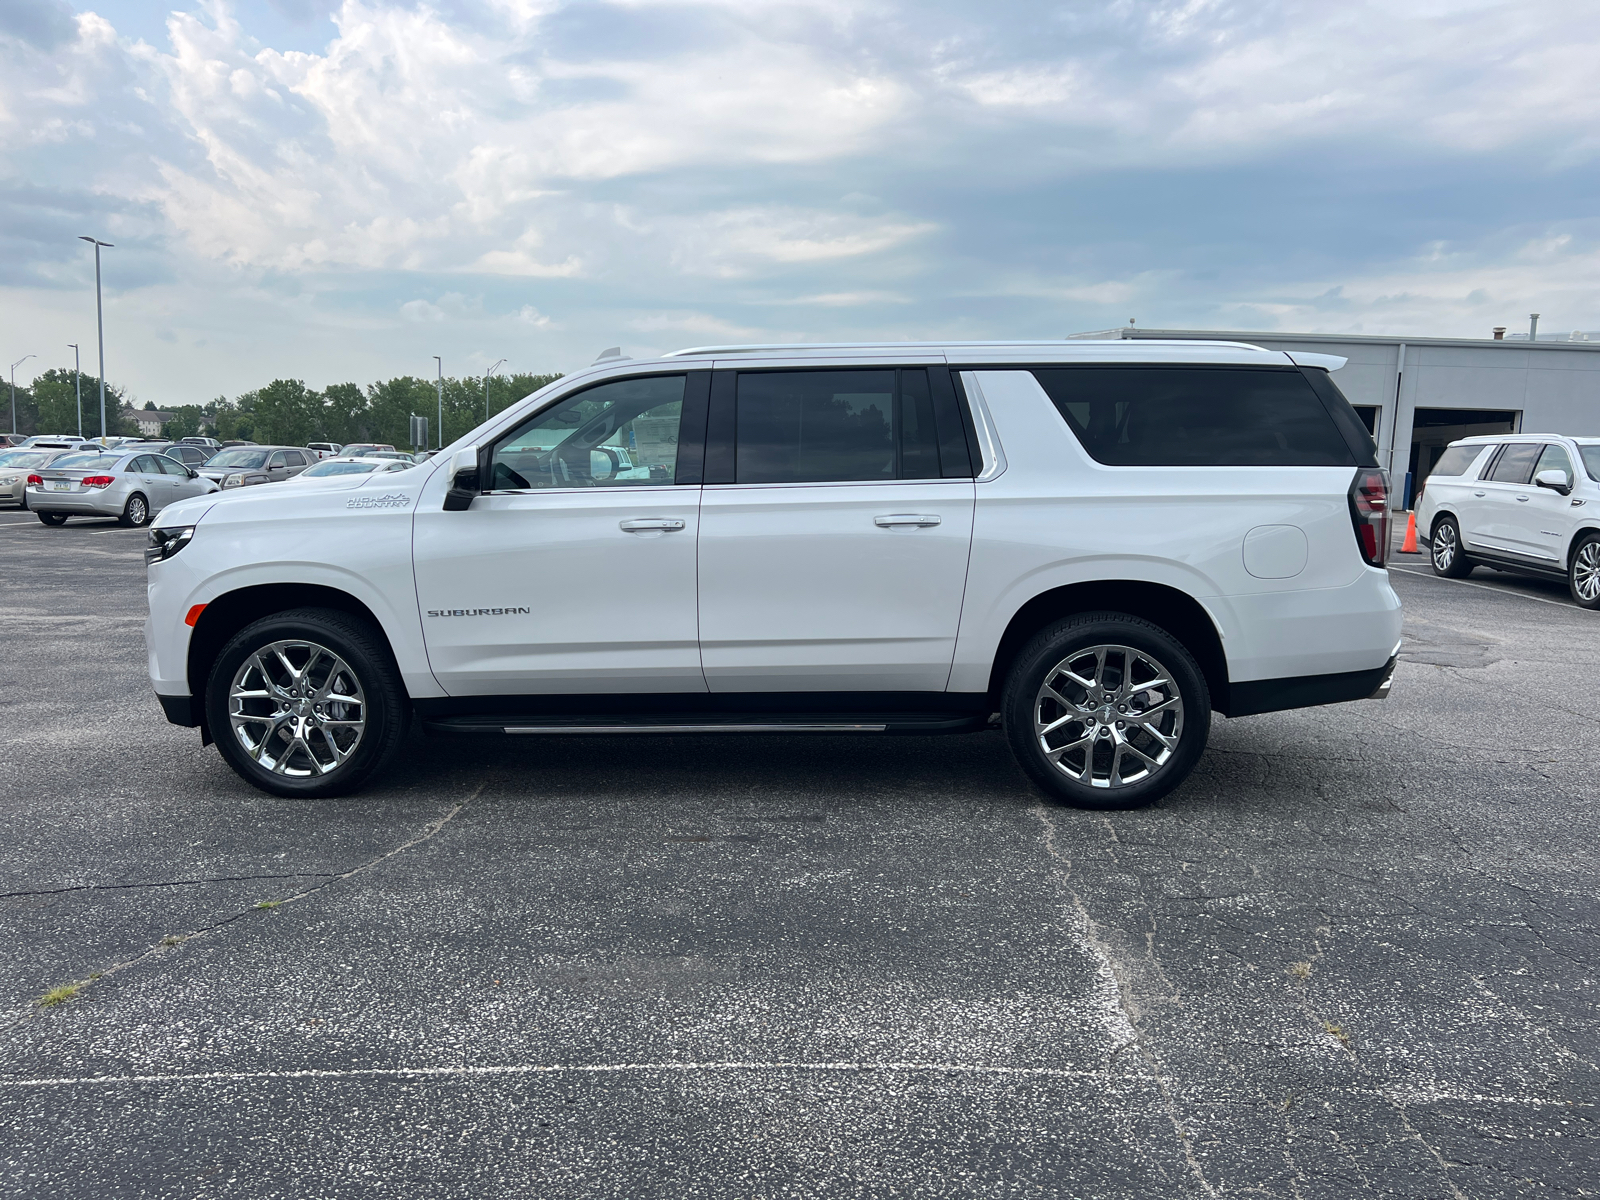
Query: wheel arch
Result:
<box><xmin>187</xmin><ymin>583</ymin><xmax>395</xmax><ymax>704</ymax></box>
<box><xmin>1428</xmin><ymin>508</ymin><xmax>1460</xmax><ymax>539</ymax></box>
<box><xmin>1564</xmin><ymin>523</ymin><xmax>1600</xmax><ymax>566</ymax></box>
<box><xmin>985</xmin><ymin>580</ymin><xmax>1230</xmax><ymax>712</ymax></box>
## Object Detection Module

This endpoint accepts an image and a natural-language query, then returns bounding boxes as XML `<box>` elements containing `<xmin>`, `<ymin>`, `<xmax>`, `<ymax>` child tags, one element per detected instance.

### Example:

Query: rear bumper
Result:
<box><xmin>25</xmin><ymin>487</ymin><xmax>122</xmax><ymax>515</ymax></box>
<box><xmin>1222</xmin><ymin>654</ymin><xmax>1397</xmax><ymax>718</ymax></box>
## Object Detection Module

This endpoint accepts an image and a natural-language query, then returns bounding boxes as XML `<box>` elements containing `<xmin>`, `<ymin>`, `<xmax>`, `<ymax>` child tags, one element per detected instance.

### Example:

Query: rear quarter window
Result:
<box><xmin>1428</xmin><ymin>445</ymin><xmax>1484</xmax><ymax>478</ymax></box>
<box><xmin>1031</xmin><ymin>367</ymin><xmax>1356</xmax><ymax>467</ymax></box>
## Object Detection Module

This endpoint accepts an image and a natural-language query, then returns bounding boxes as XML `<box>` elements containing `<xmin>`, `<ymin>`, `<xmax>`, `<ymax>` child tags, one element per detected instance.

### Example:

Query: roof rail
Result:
<box><xmin>662</xmin><ymin>338</ymin><xmax>1276</xmax><ymax>358</ymax></box>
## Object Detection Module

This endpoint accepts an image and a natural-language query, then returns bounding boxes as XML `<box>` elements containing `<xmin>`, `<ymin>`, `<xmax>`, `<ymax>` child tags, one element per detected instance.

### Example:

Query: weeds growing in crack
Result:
<box><xmin>1287</xmin><ymin>961</ymin><xmax>1313</xmax><ymax>981</ymax></box>
<box><xmin>254</xmin><ymin>900</ymin><xmax>281</xmax><ymax>910</ymax></box>
<box><xmin>37</xmin><ymin>983</ymin><xmax>82</xmax><ymax>1009</ymax></box>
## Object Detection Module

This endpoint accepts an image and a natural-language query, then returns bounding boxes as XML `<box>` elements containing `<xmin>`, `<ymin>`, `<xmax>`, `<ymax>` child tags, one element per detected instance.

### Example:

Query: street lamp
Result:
<box><xmin>9</xmin><ymin>354</ymin><xmax>35</xmax><ymax>437</ymax></box>
<box><xmin>433</xmin><ymin>356</ymin><xmax>444</xmax><ymax>451</ymax></box>
<box><xmin>78</xmin><ymin>236</ymin><xmax>114</xmax><ymax>438</ymax></box>
<box><xmin>484</xmin><ymin>358</ymin><xmax>505</xmax><ymax>422</ymax></box>
<box><xmin>68</xmin><ymin>344</ymin><xmax>81</xmax><ymax>437</ymax></box>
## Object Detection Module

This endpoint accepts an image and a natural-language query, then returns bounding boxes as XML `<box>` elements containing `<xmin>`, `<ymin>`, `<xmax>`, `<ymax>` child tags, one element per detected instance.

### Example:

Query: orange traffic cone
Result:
<box><xmin>1400</xmin><ymin>511</ymin><xmax>1418</xmax><ymax>554</ymax></box>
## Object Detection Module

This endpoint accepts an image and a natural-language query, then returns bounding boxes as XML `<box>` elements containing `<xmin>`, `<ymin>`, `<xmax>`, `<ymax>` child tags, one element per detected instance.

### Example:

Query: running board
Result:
<box><xmin>421</xmin><ymin>712</ymin><xmax>988</xmax><ymax>737</ymax></box>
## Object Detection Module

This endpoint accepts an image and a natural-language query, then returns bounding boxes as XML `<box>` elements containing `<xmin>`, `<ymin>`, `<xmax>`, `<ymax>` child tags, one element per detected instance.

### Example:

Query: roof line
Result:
<box><xmin>663</xmin><ymin>339</ymin><xmax>1278</xmax><ymax>357</ymax></box>
<box><xmin>1081</xmin><ymin>327</ymin><xmax>1600</xmax><ymax>352</ymax></box>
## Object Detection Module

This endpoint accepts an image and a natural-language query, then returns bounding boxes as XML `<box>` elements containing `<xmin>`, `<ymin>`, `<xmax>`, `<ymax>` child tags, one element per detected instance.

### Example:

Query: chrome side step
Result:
<box><xmin>503</xmin><ymin>721</ymin><xmax>888</xmax><ymax>735</ymax></box>
<box><xmin>421</xmin><ymin>712</ymin><xmax>986</xmax><ymax>737</ymax></box>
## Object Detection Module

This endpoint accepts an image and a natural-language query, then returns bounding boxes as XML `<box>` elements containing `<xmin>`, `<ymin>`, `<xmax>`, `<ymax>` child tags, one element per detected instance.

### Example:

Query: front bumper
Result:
<box><xmin>0</xmin><ymin>478</ymin><xmax>25</xmax><ymax>505</ymax></box>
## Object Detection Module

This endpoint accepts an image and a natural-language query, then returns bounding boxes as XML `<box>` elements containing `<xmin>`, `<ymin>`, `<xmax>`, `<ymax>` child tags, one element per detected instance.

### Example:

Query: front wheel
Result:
<box><xmin>1003</xmin><ymin>612</ymin><xmax>1210</xmax><ymax>810</ymax></box>
<box><xmin>1430</xmin><ymin>515</ymin><xmax>1471</xmax><ymax>577</ymax></box>
<box><xmin>205</xmin><ymin>607</ymin><xmax>409</xmax><ymax>798</ymax></box>
<box><xmin>1571</xmin><ymin>534</ymin><xmax>1600</xmax><ymax>610</ymax></box>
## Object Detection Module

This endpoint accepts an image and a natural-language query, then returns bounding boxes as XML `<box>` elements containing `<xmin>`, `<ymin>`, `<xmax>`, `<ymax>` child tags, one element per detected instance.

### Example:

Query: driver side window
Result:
<box><xmin>489</xmin><ymin>375</ymin><xmax>685</xmax><ymax>491</ymax></box>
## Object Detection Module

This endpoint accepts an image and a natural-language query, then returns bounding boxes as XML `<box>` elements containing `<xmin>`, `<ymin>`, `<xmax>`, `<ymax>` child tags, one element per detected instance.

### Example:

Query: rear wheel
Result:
<box><xmin>1570</xmin><ymin>534</ymin><xmax>1600</xmax><ymax>610</ymax></box>
<box><xmin>37</xmin><ymin>512</ymin><xmax>67</xmax><ymax>526</ymax></box>
<box><xmin>1003</xmin><ymin>612</ymin><xmax>1210</xmax><ymax>810</ymax></box>
<box><xmin>205</xmin><ymin>607</ymin><xmax>409</xmax><ymax>798</ymax></box>
<box><xmin>1430</xmin><ymin>515</ymin><xmax>1471</xmax><ymax>578</ymax></box>
<box><xmin>120</xmin><ymin>492</ymin><xmax>150</xmax><ymax>528</ymax></box>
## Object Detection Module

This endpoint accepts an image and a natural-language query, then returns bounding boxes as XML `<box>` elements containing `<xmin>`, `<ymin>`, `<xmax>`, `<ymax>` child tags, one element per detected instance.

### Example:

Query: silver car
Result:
<box><xmin>0</xmin><ymin>448</ymin><xmax>91</xmax><ymax>508</ymax></box>
<box><xmin>27</xmin><ymin>451</ymin><xmax>219</xmax><ymax>527</ymax></box>
<box><xmin>198</xmin><ymin>445</ymin><xmax>314</xmax><ymax>490</ymax></box>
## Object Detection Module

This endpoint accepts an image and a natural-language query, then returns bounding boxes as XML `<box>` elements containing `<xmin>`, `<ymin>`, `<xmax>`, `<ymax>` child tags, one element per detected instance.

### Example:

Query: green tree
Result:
<box><xmin>27</xmin><ymin>369</ymin><xmax>131</xmax><ymax>437</ymax></box>
<box><xmin>161</xmin><ymin>405</ymin><xmax>208</xmax><ymax>440</ymax></box>
<box><xmin>365</xmin><ymin>376</ymin><xmax>439</xmax><ymax>449</ymax></box>
<box><xmin>250</xmin><ymin>379</ymin><xmax>329</xmax><ymax>446</ymax></box>
<box><xmin>321</xmin><ymin>383</ymin><xmax>366</xmax><ymax>446</ymax></box>
<box><xmin>212</xmin><ymin>392</ymin><xmax>258</xmax><ymax>443</ymax></box>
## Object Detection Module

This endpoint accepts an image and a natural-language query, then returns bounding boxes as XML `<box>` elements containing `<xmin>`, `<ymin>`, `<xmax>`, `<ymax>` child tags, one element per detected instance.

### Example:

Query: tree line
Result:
<box><xmin>8</xmin><ymin>371</ymin><xmax>563</xmax><ymax>449</ymax></box>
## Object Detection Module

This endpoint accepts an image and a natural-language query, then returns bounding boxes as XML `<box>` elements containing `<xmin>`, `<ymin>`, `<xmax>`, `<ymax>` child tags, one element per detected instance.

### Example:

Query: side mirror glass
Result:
<box><xmin>443</xmin><ymin>445</ymin><xmax>480</xmax><ymax>512</ymax></box>
<box><xmin>1534</xmin><ymin>468</ymin><xmax>1571</xmax><ymax>495</ymax></box>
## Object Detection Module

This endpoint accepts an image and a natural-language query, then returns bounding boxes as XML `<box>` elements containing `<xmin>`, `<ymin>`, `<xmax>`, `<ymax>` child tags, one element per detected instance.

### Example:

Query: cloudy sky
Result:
<box><xmin>2</xmin><ymin>0</ymin><xmax>1598</xmax><ymax>405</ymax></box>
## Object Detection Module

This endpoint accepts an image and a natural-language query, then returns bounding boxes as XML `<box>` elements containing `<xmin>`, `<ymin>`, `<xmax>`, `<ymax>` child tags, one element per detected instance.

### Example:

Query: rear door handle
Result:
<box><xmin>874</xmin><ymin>514</ymin><xmax>941</xmax><ymax>528</ymax></box>
<box><xmin>619</xmin><ymin>518</ymin><xmax>686</xmax><ymax>532</ymax></box>
<box><xmin>1473</xmin><ymin>491</ymin><xmax>1486</xmax><ymax>497</ymax></box>
<box><xmin>1515</xmin><ymin>495</ymin><xmax>1530</xmax><ymax>502</ymax></box>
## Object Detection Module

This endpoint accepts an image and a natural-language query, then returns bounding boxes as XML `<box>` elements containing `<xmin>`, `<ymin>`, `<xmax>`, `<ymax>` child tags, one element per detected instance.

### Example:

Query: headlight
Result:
<box><xmin>145</xmin><ymin>525</ymin><xmax>195</xmax><ymax>565</ymax></box>
<box><xmin>224</xmin><ymin>473</ymin><xmax>244</xmax><ymax>487</ymax></box>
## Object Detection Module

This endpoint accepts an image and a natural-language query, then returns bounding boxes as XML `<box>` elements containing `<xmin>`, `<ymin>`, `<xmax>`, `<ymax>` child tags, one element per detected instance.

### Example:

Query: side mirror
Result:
<box><xmin>186</xmin><ymin>467</ymin><xmax>198</xmax><ymax>478</ymax></box>
<box><xmin>443</xmin><ymin>445</ymin><xmax>480</xmax><ymax>512</ymax></box>
<box><xmin>1534</xmin><ymin>468</ymin><xmax>1572</xmax><ymax>496</ymax></box>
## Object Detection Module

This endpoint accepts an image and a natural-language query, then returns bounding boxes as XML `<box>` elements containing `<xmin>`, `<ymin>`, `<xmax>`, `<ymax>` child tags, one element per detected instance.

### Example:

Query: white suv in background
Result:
<box><xmin>1417</xmin><ymin>435</ymin><xmax>1600</xmax><ymax>608</ymax></box>
<box><xmin>144</xmin><ymin>340</ymin><xmax>1403</xmax><ymax>809</ymax></box>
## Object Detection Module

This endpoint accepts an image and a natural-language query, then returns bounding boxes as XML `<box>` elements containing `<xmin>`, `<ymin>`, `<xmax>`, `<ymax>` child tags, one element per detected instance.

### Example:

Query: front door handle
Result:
<box><xmin>1473</xmin><ymin>491</ymin><xmax>1486</xmax><ymax>497</ymax></box>
<box><xmin>874</xmin><ymin>514</ymin><xmax>941</xmax><ymax>528</ymax></box>
<box><xmin>1515</xmin><ymin>495</ymin><xmax>1530</xmax><ymax>502</ymax></box>
<box><xmin>619</xmin><ymin>518</ymin><xmax>686</xmax><ymax>533</ymax></box>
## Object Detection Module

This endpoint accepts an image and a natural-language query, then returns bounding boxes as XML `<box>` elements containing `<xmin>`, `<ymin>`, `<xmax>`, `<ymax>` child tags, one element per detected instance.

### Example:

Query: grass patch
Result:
<box><xmin>1287</xmin><ymin>961</ymin><xmax>1313</xmax><ymax>981</ymax></box>
<box><xmin>37</xmin><ymin>982</ymin><xmax>82</xmax><ymax>1008</ymax></box>
<box><xmin>160</xmin><ymin>934</ymin><xmax>187</xmax><ymax>947</ymax></box>
<box><xmin>1322</xmin><ymin>1021</ymin><xmax>1352</xmax><ymax>1049</ymax></box>
<box><xmin>254</xmin><ymin>900</ymin><xmax>281</xmax><ymax>910</ymax></box>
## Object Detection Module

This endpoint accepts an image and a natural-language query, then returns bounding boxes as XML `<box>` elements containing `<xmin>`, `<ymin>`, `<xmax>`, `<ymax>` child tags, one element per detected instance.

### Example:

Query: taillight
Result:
<box><xmin>81</xmin><ymin>475</ymin><xmax>115</xmax><ymax>488</ymax></box>
<box><xmin>26</xmin><ymin>474</ymin><xmax>42</xmax><ymax>486</ymax></box>
<box><xmin>1348</xmin><ymin>468</ymin><xmax>1390</xmax><ymax>568</ymax></box>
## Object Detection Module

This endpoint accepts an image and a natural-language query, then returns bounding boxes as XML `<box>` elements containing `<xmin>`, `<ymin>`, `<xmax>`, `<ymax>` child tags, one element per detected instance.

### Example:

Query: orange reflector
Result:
<box><xmin>184</xmin><ymin>604</ymin><xmax>207</xmax><ymax>628</ymax></box>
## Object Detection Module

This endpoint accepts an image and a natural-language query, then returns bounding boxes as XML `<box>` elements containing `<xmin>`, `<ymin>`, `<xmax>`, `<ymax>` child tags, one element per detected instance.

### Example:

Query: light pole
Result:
<box><xmin>484</xmin><ymin>358</ymin><xmax>505</xmax><ymax>422</ymax></box>
<box><xmin>68</xmin><ymin>344</ymin><xmax>81</xmax><ymax>437</ymax></box>
<box><xmin>433</xmin><ymin>355</ymin><xmax>444</xmax><ymax>451</ymax></box>
<box><xmin>10</xmin><ymin>354</ymin><xmax>35</xmax><ymax>437</ymax></box>
<box><xmin>78</xmin><ymin>236</ymin><xmax>113</xmax><ymax>438</ymax></box>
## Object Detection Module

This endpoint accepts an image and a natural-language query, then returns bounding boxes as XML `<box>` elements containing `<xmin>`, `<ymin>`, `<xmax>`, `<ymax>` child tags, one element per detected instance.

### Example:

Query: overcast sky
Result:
<box><xmin>3</xmin><ymin>0</ymin><xmax>1598</xmax><ymax>405</ymax></box>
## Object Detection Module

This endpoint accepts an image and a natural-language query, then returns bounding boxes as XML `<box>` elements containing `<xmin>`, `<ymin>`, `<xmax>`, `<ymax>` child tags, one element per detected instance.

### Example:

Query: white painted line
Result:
<box><xmin>0</xmin><ymin>1060</ymin><xmax>1143</xmax><ymax>1089</ymax></box>
<box><xmin>1390</xmin><ymin>567</ymin><xmax>1578</xmax><ymax>611</ymax></box>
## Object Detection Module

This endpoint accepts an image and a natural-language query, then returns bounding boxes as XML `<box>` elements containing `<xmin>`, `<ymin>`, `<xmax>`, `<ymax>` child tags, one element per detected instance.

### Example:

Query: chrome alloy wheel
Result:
<box><xmin>1431</xmin><ymin>522</ymin><xmax>1457</xmax><ymax>572</ymax></box>
<box><xmin>229</xmin><ymin>639</ymin><xmax>366</xmax><ymax>776</ymax></box>
<box><xmin>1575</xmin><ymin>541</ymin><xmax>1600</xmax><ymax>603</ymax></box>
<box><xmin>1034</xmin><ymin>644</ymin><xmax>1185</xmax><ymax>790</ymax></box>
<box><xmin>126</xmin><ymin>494</ymin><xmax>148</xmax><ymax>526</ymax></box>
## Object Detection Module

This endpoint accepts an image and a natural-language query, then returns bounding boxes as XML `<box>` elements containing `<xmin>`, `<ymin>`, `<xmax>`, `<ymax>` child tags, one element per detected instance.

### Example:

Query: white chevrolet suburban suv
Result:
<box><xmin>145</xmin><ymin>341</ymin><xmax>1403</xmax><ymax>809</ymax></box>
<box><xmin>1415</xmin><ymin>434</ymin><xmax>1600</xmax><ymax>608</ymax></box>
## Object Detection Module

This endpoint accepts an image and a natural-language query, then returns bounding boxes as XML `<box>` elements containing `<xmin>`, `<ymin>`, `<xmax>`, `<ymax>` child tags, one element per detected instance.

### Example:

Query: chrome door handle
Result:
<box><xmin>874</xmin><ymin>514</ymin><xmax>941</xmax><ymax>528</ymax></box>
<box><xmin>619</xmin><ymin>518</ymin><xmax>686</xmax><ymax>532</ymax></box>
<box><xmin>1515</xmin><ymin>495</ymin><xmax>1530</xmax><ymax>502</ymax></box>
<box><xmin>1473</xmin><ymin>491</ymin><xmax>1486</xmax><ymax>497</ymax></box>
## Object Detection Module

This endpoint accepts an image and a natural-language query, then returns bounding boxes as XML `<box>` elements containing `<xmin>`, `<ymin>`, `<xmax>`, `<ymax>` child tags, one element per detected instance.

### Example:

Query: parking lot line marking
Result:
<box><xmin>1389</xmin><ymin>566</ymin><xmax>1577</xmax><ymax>610</ymax></box>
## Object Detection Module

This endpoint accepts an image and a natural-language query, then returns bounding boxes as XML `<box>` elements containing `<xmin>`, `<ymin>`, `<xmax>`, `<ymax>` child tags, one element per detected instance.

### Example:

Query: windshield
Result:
<box><xmin>208</xmin><ymin>449</ymin><xmax>269</xmax><ymax>468</ymax></box>
<box><xmin>301</xmin><ymin>460</ymin><xmax>382</xmax><ymax>477</ymax></box>
<box><xmin>0</xmin><ymin>451</ymin><xmax>53</xmax><ymax>469</ymax></box>
<box><xmin>1580</xmin><ymin>445</ymin><xmax>1600</xmax><ymax>482</ymax></box>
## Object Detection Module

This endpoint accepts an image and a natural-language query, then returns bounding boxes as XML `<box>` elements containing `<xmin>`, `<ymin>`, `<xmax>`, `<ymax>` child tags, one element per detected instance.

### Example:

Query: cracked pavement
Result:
<box><xmin>0</xmin><ymin>511</ymin><xmax>1596</xmax><ymax>1197</ymax></box>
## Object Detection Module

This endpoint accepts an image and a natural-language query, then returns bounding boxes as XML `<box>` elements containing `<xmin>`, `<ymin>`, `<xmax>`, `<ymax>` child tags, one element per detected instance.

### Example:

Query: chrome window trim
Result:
<box><xmin>958</xmin><ymin>371</ymin><xmax>1008</xmax><ymax>483</ymax></box>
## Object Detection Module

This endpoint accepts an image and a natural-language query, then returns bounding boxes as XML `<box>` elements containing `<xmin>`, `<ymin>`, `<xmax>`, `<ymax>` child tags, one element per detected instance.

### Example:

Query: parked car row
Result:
<box><xmin>8</xmin><ymin>435</ymin><xmax>426</xmax><ymax>524</ymax></box>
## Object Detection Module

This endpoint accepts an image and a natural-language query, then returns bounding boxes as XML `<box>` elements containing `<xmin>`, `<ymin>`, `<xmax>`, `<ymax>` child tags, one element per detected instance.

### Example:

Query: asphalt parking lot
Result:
<box><xmin>1</xmin><ymin>508</ymin><xmax>1595</xmax><ymax>1198</ymax></box>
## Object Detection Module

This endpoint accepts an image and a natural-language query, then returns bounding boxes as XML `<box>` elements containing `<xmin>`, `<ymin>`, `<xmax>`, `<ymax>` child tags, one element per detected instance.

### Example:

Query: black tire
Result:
<box><xmin>1430</xmin><ymin>515</ymin><xmax>1471</xmax><ymax>577</ymax></box>
<box><xmin>37</xmin><ymin>512</ymin><xmax>67</xmax><ymax>526</ymax></box>
<box><xmin>206</xmin><ymin>607</ymin><xmax>409</xmax><ymax>798</ymax></box>
<box><xmin>1570</xmin><ymin>532</ymin><xmax>1600</xmax><ymax>610</ymax></box>
<box><xmin>1002</xmin><ymin>612</ymin><xmax>1210</xmax><ymax>811</ymax></box>
<box><xmin>120</xmin><ymin>492</ymin><xmax>150</xmax><ymax>528</ymax></box>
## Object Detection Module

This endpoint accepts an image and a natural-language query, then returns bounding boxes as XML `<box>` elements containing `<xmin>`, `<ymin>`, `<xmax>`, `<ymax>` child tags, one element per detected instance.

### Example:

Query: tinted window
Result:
<box><xmin>1486</xmin><ymin>443</ymin><xmax>1540</xmax><ymax>484</ymax></box>
<box><xmin>1429</xmin><ymin>445</ymin><xmax>1483</xmax><ymax>478</ymax></box>
<box><xmin>209</xmin><ymin>449</ymin><xmax>268</xmax><ymax>469</ymax></box>
<box><xmin>491</xmin><ymin>375</ymin><xmax>685</xmax><ymax>490</ymax></box>
<box><xmin>155</xmin><ymin>455</ymin><xmax>187</xmax><ymax>475</ymax></box>
<box><xmin>267</xmin><ymin>452</ymin><xmax>286</xmax><ymax>468</ymax></box>
<box><xmin>1534</xmin><ymin>443</ymin><xmax>1573</xmax><ymax>482</ymax></box>
<box><xmin>1033</xmin><ymin>367</ymin><xmax>1356</xmax><ymax>467</ymax></box>
<box><xmin>1580</xmin><ymin>446</ymin><xmax>1600</xmax><ymax>482</ymax></box>
<box><xmin>733</xmin><ymin>369</ymin><xmax>940</xmax><ymax>484</ymax></box>
<box><xmin>284</xmin><ymin>451</ymin><xmax>306</xmax><ymax>467</ymax></box>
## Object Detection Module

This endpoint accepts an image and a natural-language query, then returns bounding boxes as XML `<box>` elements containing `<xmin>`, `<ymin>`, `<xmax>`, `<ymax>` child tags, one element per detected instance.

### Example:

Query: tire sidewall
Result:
<box><xmin>206</xmin><ymin>609</ymin><xmax>405</xmax><ymax>798</ymax></box>
<box><xmin>1571</xmin><ymin>533</ymin><xmax>1600</xmax><ymax>609</ymax></box>
<box><xmin>1003</xmin><ymin>614</ymin><xmax>1210</xmax><ymax>810</ymax></box>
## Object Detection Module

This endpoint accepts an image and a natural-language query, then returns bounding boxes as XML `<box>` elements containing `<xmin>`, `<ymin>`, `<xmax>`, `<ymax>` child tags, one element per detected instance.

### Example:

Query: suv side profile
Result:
<box><xmin>145</xmin><ymin>341</ymin><xmax>1403</xmax><ymax>809</ymax></box>
<box><xmin>1416</xmin><ymin>435</ymin><xmax>1600</xmax><ymax>608</ymax></box>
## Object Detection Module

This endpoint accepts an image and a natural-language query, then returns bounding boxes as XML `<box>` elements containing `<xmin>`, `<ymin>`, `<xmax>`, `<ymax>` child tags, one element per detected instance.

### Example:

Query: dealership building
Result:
<box><xmin>1075</xmin><ymin>327</ymin><xmax>1600</xmax><ymax>508</ymax></box>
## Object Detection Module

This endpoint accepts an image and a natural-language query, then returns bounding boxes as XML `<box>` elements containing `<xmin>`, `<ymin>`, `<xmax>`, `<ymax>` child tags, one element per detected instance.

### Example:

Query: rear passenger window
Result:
<box><xmin>1428</xmin><ymin>445</ymin><xmax>1482</xmax><ymax>478</ymax></box>
<box><xmin>735</xmin><ymin>369</ymin><xmax>941</xmax><ymax>484</ymax></box>
<box><xmin>1485</xmin><ymin>443</ymin><xmax>1540</xmax><ymax>484</ymax></box>
<box><xmin>1032</xmin><ymin>367</ymin><xmax>1356</xmax><ymax>467</ymax></box>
